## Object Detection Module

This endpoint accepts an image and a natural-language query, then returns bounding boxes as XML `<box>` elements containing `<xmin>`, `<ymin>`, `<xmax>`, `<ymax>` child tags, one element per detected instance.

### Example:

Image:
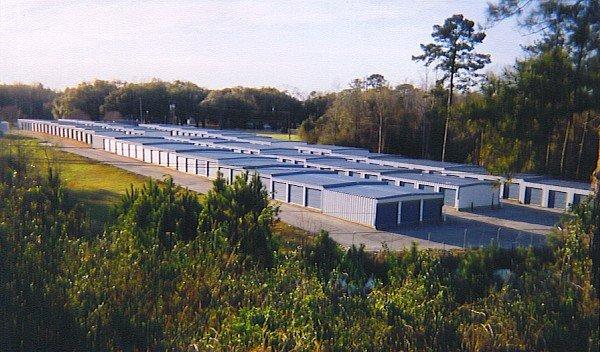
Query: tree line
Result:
<box><xmin>0</xmin><ymin>137</ymin><xmax>598</xmax><ymax>351</ymax></box>
<box><xmin>301</xmin><ymin>0</ymin><xmax>599</xmax><ymax>181</ymax></box>
<box><xmin>1</xmin><ymin>0</ymin><xmax>598</xmax><ymax>181</ymax></box>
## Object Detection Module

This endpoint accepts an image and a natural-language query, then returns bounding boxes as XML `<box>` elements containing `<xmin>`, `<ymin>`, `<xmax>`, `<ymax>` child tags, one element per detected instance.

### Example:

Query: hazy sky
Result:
<box><xmin>0</xmin><ymin>0</ymin><xmax>534</xmax><ymax>95</ymax></box>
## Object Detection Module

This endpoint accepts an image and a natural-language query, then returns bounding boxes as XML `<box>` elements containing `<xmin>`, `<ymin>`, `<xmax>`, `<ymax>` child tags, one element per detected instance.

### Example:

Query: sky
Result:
<box><xmin>0</xmin><ymin>0</ymin><xmax>535</xmax><ymax>95</ymax></box>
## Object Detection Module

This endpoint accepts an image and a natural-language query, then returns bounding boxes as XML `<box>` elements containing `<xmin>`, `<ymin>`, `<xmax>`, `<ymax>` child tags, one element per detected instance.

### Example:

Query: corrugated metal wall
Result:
<box><xmin>375</xmin><ymin>202</ymin><xmax>399</xmax><ymax>229</ymax></box>
<box><xmin>525</xmin><ymin>187</ymin><xmax>543</xmax><ymax>205</ymax></box>
<box><xmin>306</xmin><ymin>188</ymin><xmax>322</xmax><ymax>209</ymax></box>
<box><xmin>322</xmin><ymin>189</ymin><xmax>375</xmax><ymax>226</ymax></box>
<box><xmin>273</xmin><ymin>182</ymin><xmax>287</xmax><ymax>201</ymax></box>
<box><xmin>441</xmin><ymin>187</ymin><xmax>456</xmax><ymax>206</ymax></box>
<box><xmin>289</xmin><ymin>185</ymin><xmax>304</xmax><ymax>205</ymax></box>
<box><xmin>400</xmin><ymin>200</ymin><xmax>420</xmax><ymax>223</ymax></box>
<box><xmin>548</xmin><ymin>190</ymin><xmax>567</xmax><ymax>209</ymax></box>
<box><xmin>422</xmin><ymin>198</ymin><xmax>443</xmax><ymax>223</ymax></box>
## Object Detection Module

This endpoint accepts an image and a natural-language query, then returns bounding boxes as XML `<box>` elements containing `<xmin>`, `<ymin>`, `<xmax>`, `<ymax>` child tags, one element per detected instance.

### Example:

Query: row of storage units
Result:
<box><xmin>258</xmin><ymin>170</ymin><xmax>444</xmax><ymax>228</ymax></box>
<box><xmin>18</xmin><ymin>119</ymin><xmax>112</xmax><ymax>145</ymax></box>
<box><xmin>22</xmin><ymin>119</ymin><xmax>591</xmax><ymax>212</ymax></box>
<box><xmin>512</xmin><ymin>177</ymin><xmax>589</xmax><ymax>209</ymax></box>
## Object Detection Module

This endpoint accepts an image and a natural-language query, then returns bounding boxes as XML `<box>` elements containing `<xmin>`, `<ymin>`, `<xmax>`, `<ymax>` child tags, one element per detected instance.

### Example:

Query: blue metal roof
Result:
<box><xmin>274</xmin><ymin>172</ymin><xmax>384</xmax><ymax>188</ymax></box>
<box><xmin>218</xmin><ymin>157</ymin><xmax>284</xmax><ymax>168</ymax></box>
<box><xmin>177</xmin><ymin>149</ymin><xmax>246</xmax><ymax>160</ymax></box>
<box><xmin>115</xmin><ymin>136</ymin><xmax>167</xmax><ymax>143</ymax></box>
<box><xmin>297</xmin><ymin>144</ymin><xmax>369</xmax><ymax>152</ymax></box>
<box><xmin>328</xmin><ymin>183</ymin><xmax>441</xmax><ymax>200</ymax></box>
<box><xmin>145</xmin><ymin>143</ymin><xmax>209</xmax><ymax>152</ymax></box>
<box><xmin>306</xmin><ymin>158</ymin><xmax>400</xmax><ymax>173</ymax></box>
<box><xmin>386</xmin><ymin>172</ymin><xmax>492</xmax><ymax>187</ymax></box>
<box><xmin>244</xmin><ymin>166</ymin><xmax>313</xmax><ymax>177</ymax></box>
<box><xmin>528</xmin><ymin>177</ymin><xmax>590</xmax><ymax>191</ymax></box>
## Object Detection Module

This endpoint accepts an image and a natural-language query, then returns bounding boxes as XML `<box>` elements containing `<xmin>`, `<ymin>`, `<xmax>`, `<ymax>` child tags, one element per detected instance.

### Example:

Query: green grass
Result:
<box><xmin>257</xmin><ymin>132</ymin><xmax>303</xmax><ymax>141</ymax></box>
<box><xmin>3</xmin><ymin>133</ymin><xmax>314</xmax><ymax>242</ymax></box>
<box><xmin>3</xmin><ymin>134</ymin><xmax>149</xmax><ymax>232</ymax></box>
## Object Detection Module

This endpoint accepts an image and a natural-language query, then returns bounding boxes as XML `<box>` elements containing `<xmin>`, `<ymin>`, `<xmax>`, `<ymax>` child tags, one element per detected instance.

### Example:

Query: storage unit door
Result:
<box><xmin>168</xmin><ymin>153</ymin><xmax>177</xmax><ymax>169</ymax></box>
<box><xmin>219</xmin><ymin>167</ymin><xmax>232</xmax><ymax>183</ymax></box>
<box><xmin>143</xmin><ymin>148</ymin><xmax>151</xmax><ymax>163</ymax></box>
<box><xmin>572</xmin><ymin>193</ymin><xmax>584</xmax><ymax>206</ymax></box>
<box><xmin>259</xmin><ymin>176</ymin><xmax>271</xmax><ymax>193</ymax></box>
<box><xmin>159</xmin><ymin>152</ymin><xmax>169</xmax><ymax>166</ymax></box>
<box><xmin>136</xmin><ymin>146</ymin><xmax>145</xmax><ymax>160</ymax></box>
<box><xmin>504</xmin><ymin>182</ymin><xmax>519</xmax><ymax>199</ymax></box>
<box><xmin>418</xmin><ymin>184</ymin><xmax>435</xmax><ymax>192</ymax></box>
<box><xmin>305</xmin><ymin>188</ymin><xmax>322</xmax><ymax>209</ymax></box>
<box><xmin>110</xmin><ymin>140</ymin><xmax>116</xmax><ymax>153</ymax></box>
<box><xmin>422</xmin><ymin>198</ymin><xmax>443</xmax><ymax>223</ymax></box>
<box><xmin>289</xmin><ymin>185</ymin><xmax>304</xmax><ymax>205</ymax></box>
<box><xmin>129</xmin><ymin>144</ymin><xmax>136</xmax><ymax>158</ymax></box>
<box><xmin>232</xmin><ymin>169</ymin><xmax>245</xmax><ymax>181</ymax></box>
<box><xmin>441</xmin><ymin>187</ymin><xmax>457</xmax><ymax>206</ymax></box>
<box><xmin>197</xmin><ymin>161</ymin><xmax>208</xmax><ymax>176</ymax></box>
<box><xmin>400</xmin><ymin>200</ymin><xmax>421</xmax><ymax>223</ymax></box>
<box><xmin>177</xmin><ymin>156</ymin><xmax>187</xmax><ymax>172</ymax></box>
<box><xmin>402</xmin><ymin>182</ymin><xmax>414</xmax><ymax>189</ymax></box>
<box><xmin>122</xmin><ymin>143</ymin><xmax>130</xmax><ymax>157</ymax></box>
<box><xmin>375</xmin><ymin>202</ymin><xmax>399</xmax><ymax>229</ymax></box>
<box><xmin>208</xmin><ymin>163</ymin><xmax>219</xmax><ymax>178</ymax></box>
<box><xmin>524</xmin><ymin>187</ymin><xmax>543</xmax><ymax>205</ymax></box>
<box><xmin>548</xmin><ymin>190</ymin><xmax>567</xmax><ymax>209</ymax></box>
<box><xmin>103</xmin><ymin>139</ymin><xmax>109</xmax><ymax>151</ymax></box>
<box><xmin>186</xmin><ymin>158</ymin><xmax>197</xmax><ymax>174</ymax></box>
<box><xmin>273</xmin><ymin>182</ymin><xmax>287</xmax><ymax>201</ymax></box>
<box><xmin>150</xmin><ymin>150</ymin><xmax>159</xmax><ymax>164</ymax></box>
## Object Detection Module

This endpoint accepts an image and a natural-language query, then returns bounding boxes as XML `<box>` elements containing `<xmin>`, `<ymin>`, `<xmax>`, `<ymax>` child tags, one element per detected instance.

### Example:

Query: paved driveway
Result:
<box><xmin>17</xmin><ymin>131</ymin><xmax>561</xmax><ymax>251</ymax></box>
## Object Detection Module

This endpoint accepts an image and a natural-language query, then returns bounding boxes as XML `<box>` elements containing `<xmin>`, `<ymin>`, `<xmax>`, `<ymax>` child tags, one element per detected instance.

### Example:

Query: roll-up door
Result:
<box><xmin>504</xmin><ymin>182</ymin><xmax>520</xmax><ymax>199</ymax></box>
<box><xmin>400</xmin><ymin>200</ymin><xmax>421</xmax><ymax>223</ymax></box>
<box><xmin>548</xmin><ymin>190</ymin><xmax>567</xmax><ymax>209</ymax></box>
<box><xmin>441</xmin><ymin>188</ymin><xmax>457</xmax><ymax>206</ymax></box>
<box><xmin>186</xmin><ymin>158</ymin><xmax>197</xmax><ymax>174</ymax></box>
<box><xmin>103</xmin><ymin>139</ymin><xmax>109</xmax><ymax>151</ymax></box>
<box><xmin>273</xmin><ymin>182</ymin><xmax>287</xmax><ymax>201</ymax></box>
<box><xmin>144</xmin><ymin>148</ymin><xmax>152</xmax><ymax>163</ymax></box>
<box><xmin>159</xmin><ymin>151</ymin><xmax>168</xmax><ymax>166</ymax></box>
<box><xmin>116</xmin><ymin>141</ymin><xmax>124</xmax><ymax>156</ymax></box>
<box><xmin>177</xmin><ymin>156</ymin><xmax>187</xmax><ymax>172</ymax></box>
<box><xmin>572</xmin><ymin>193</ymin><xmax>584</xmax><ymax>206</ymax></box>
<box><xmin>197</xmin><ymin>161</ymin><xmax>208</xmax><ymax>176</ymax></box>
<box><xmin>110</xmin><ymin>140</ymin><xmax>116</xmax><ymax>153</ymax></box>
<box><xmin>289</xmin><ymin>185</ymin><xmax>304</xmax><ymax>205</ymax></box>
<box><xmin>232</xmin><ymin>169</ymin><xmax>245</xmax><ymax>182</ymax></box>
<box><xmin>306</xmin><ymin>188</ymin><xmax>322</xmax><ymax>209</ymax></box>
<box><xmin>219</xmin><ymin>167</ymin><xmax>233</xmax><ymax>183</ymax></box>
<box><xmin>208</xmin><ymin>163</ymin><xmax>219</xmax><ymax>178</ymax></box>
<box><xmin>151</xmin><ymin>150</ymin><xmax>160</xmax><ymax>164</ymax></box>
<box><xmin>136</xmin><ymin>146</ymin><xmax>145</xmax><ymax>160</ymax></box>
<box><xmin>419</xmin><ymin>184</ymin><xmax>435</xmax><ymax>192</ymax></box>
<box><xmin>375</xmin><ymin>202</ymin><xmax>399</xmax><ymax>229</ymax></box>
<box><xmin>122</xmin><ymin>143</ymin><xmax>130</xmax><ymax>157</ymax></box>
<box><xmin>422</xmin><ymin>198</ymin><xmax>443</xmax><ymax>223</ymax></box>
<box><xmin>402</xmin><ymin>182</ymin><xmax>414</xmax><ymax>189</ymax></box>
<box><xmin>259</xmin><ymin>176</ymin><xmax>271</xmax><ymax>193</ymax></box>
<box><xmin>168</xmin><ymin>153</ymin><xmax>177</xmax><ymax>169</ymax></box>
<box><xmin>364</xmin><ymin>174</ymin><xmax>375</xmax><ymax>179</ymax></box>
<box><xmin>524</xmin><ymin>187</ymin><xmax>543</xmax><ymax>205</ymax></box>
<box><xmin>129</xmin><ymin>144</ymin><xmax>136</xmax><ymax>158</ymax></box>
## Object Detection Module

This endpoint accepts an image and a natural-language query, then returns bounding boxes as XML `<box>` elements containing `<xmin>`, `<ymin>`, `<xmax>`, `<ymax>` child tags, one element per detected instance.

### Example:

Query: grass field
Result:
<box><xmin>257</xmin><ymin>132</ymin><xmax>303</xmax><ymax>141</ymax></box>
<box><xmin>2</xmin><ymin>134</ymin><xmax>149</xmax><ymax>232</ymax></box>
<box><xmin>2</xmin><ymin>133</ymin><xmax>313</xmax><ymax>243</ymax></box>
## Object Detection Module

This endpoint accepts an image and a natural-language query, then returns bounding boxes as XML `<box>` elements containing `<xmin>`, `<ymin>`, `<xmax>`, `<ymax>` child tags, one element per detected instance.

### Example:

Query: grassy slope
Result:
<box><xmin>4</xmin><ymin>134</ymin><xmax>148</xmax><ymax>232</ymax></box>
<box><xmin>257</xmin><ymin>132</ymin><xmax>303</xmax><ymax>141</ymax></box>
<box><xmin>4</xmin><ymin>133</ymin><xmax>312</xmax><ymax>245</ymax></box>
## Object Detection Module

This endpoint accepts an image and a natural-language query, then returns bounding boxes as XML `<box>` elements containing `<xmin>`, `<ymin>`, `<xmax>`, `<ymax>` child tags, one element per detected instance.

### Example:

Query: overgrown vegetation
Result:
<box><xmin>1</xmin><ymin>138</ymin><xmax>598</xmax><ymax>351</ymax></box>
